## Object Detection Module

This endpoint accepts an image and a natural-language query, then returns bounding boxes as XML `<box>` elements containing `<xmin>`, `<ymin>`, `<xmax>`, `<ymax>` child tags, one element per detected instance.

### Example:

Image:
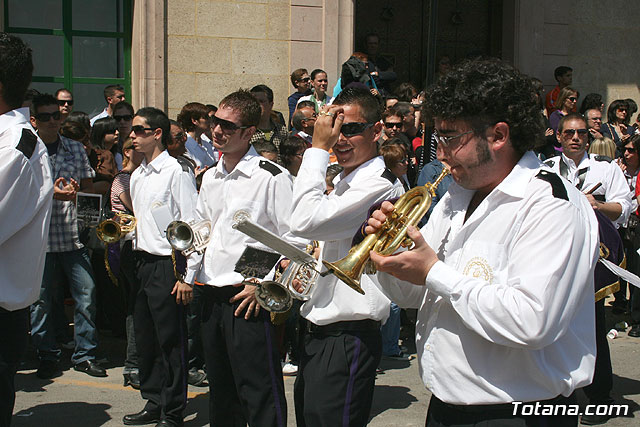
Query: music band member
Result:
<box><xmin>290</xmin><ymin>88</ymin><xmax>404</xmax><ymax>426</ymax></box>
<box><xmin>367</xmin><ymin>59</ymin><xmax>599</xmax><ymax>426</ymax></box>
<box><xmin>124</xmin><ymin>107</ymin><xmax>197</xmax><ymax>427</ymax></box>
<box><xmin>185</xmin><ymin>90</ymin><xmax>306</xmax><ymax>427</ymax></box>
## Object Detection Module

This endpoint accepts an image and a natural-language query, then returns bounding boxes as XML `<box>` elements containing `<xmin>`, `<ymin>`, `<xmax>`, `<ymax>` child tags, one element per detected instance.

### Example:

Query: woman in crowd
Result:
<box><xmin>89</xmin><ymin>117</ymin><xmax>119</xmax><ymax>197</ymax></box>
<box><xmin>603</xmin><ymin>99</ymin><xmax>632</xmax><ymax>156</ymax></box>
<box><xmin>549</xmin><ymin>86</ymin><xmax>579</xmax><ymax>133</ymax></box>
<box><xmin>297</xmin><ymin>69</ymin><xmax>334</xmax><ymax>112</ymax></box>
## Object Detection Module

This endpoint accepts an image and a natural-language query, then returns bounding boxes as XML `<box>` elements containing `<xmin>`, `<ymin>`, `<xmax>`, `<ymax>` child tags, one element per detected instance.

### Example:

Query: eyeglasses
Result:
<box><xmin>211</xmin><ymin>115</ymin><xmax>250</xmax><ymax>133</ymax></box>
<box><xmin>33</xmin><ymin>111</ymin><xmax>62</xmax><ymax>122</ymax></box>
<box><xmin>624</xmin><ymin>147</ymin><xmax>637</xmax><ymax>153</ymax></box>
<box><xmin>384</xmin><ymin>122</ymin><xmax>403</xmax><ymax>129</ymax></box>
<box><xmin>172</xmin><ymin>132</ymin><xmax>186</xmax><ymax>140</ymax></box>
<box><xmin>568</xmin><ymin>97</ymin><xmax>578</xmax><ymax>102</ymax></box>
<box><xmin>340</xmin><ymin>122</ymin><xmax>376</xmax><ymax>137</ymax></box>
<box><xmin>302</xmin><ymin>113</ymin><xmax>318</xmax><ymax>122</ymax></box>
<box><xmin>131</xmin><ymin>125</ymin><xmax>157</xmax><ymax>135</ymax></box>
<box><xmin>561</xmin><ymin>128</ymin><xmax>589</xmax><ymax>138</ymax></box>
<box><xmin>299</xmin><ymin>77</ymin><xmax>311</xmax><ymax>83</ymax></box>
<box><xmin>589</xmin><ymin>116</ymin><xmax>602</xmax><ymax>122</ymax></box>
<box><xmin>114</xmin><ymin>114</ymin><xmax>133</xmax><ymax>122</ymax></box>
<box><xmin>56</xmin><ymin>99</ymin><xmax>74</xmax><ymax>106</ymax></box>
<box><xmin>434</xmin><ymin>129</ymin><xmax>473</xmax><ymax>148</ymax></box>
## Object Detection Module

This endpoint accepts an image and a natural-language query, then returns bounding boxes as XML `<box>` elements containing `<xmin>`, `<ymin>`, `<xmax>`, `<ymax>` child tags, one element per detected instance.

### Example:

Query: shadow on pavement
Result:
<box><xmin>369</xmin><ymin>384</ymin><xmax>419</xmax><ymax>420</ymax></box>
<box><xmin>184</xmin><ymin>392</ymin><xmax>210</xmax><ymax>426</ymax></box>
<box><xmin>12</xmin><ymin>402</ymin><xmax>112</xmax><ymax>426</ymax></box>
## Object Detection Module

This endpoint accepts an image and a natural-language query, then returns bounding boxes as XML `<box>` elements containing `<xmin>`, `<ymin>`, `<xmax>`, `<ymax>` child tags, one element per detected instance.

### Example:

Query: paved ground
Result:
<box><xmin>12</xmin><ymin>302</ymin><xmax>640</xmax><ymax>426</ymax></box>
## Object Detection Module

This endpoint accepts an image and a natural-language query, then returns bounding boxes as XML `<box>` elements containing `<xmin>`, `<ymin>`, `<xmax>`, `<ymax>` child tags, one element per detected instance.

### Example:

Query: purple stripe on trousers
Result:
<box><xmin>179</xmin><ymin>304</ymin><xmax>188</xmax><ymax>405</ymax></box>
<box><xmin>263</xmin><ymin>317</ymin><xmax>284</xmax><ymax>427</ymax></box>
<box><xmin>343</xmin><ymin>335</ymin><xmax>362</xmax><ymax>427</ymax></box>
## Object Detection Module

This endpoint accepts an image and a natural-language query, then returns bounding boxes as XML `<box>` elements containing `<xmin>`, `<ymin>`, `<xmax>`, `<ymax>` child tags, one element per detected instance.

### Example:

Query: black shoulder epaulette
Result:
<box><xmin>259</xmin><ymin>160</ymin><xmax>282</xmax><ymax>176</ymax></box>
<box><xmin>536</xmin><ymin>170</ymin><xmax>568</xmax><ymax>201</ymax></box>
<box><xmin>543</xmin><ymin>158</ymin><xmax>556</xmax><ymax>168</ymax></box>
<box><xmin>381</xmin><ymin>168</ymin><xmax>398</xmax><ymax>184</ymax></box>
<box><xmin>176</xmin><ymin>155</ymin><xmax>195</xmax><ymax>174</ymax></box>
<box><xmin>594</xmin><ymin>155</ymin><xmax>613</xmax><ymax>163</ymax></box>
<box><xmin>16</xmin><ymin>128</ymin><xmax>38</xmax><ymax>159</ymax></box>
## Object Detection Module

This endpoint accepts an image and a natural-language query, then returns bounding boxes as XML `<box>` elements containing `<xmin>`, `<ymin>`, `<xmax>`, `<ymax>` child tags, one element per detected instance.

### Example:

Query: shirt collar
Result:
<box><xmin>215</xmin><ymin>146</ymin><xmax>260</xmax><ymax>177</ymax></box>
<box><xmin>334</xmin><ymin>156</ymin><xmax>386</xmax><ymax>188</ymax></box>
<box><xmin>0</xmin><ymin>107</ymin><xmax>30</xmax><ymax>135</ymax></box>
<box><xmin>560</xmin><ymin>151</ymin><xmax>589</xmax><ymax>170</ymax></box>
<box><xmin>140</xmin><ymin>150</ymin><xmax>171</xmax><ymax>173</ymax></box>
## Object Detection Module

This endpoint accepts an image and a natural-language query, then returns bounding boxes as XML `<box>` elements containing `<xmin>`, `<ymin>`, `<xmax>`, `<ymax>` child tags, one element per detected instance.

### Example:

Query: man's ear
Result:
<box><xmin>372</xmin><ymin>120</ymin><xmax>383</xmax><ymax>142</ymax></box>
<box><xmin>490</xmin><ymin>122</ymin><xmax>509</xmax><ymax>150</ymax></box>
<box><xmin>30</xmin><ymin>115</ymin><xmax>37</xmax><ymax>129</ymax></box>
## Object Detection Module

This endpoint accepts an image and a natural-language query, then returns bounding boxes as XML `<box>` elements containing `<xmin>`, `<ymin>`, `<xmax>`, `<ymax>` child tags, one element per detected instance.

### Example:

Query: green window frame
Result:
<box><xmin>4</xmin><ymin>0</ymin><xmax>132</xmax><ymax>114</ymax></box>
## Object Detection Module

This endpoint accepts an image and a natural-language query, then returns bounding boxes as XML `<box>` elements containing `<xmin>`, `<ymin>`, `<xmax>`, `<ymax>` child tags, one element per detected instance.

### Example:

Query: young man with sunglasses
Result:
<box><xmin>289</xmin><ymin>87</ymin><xmax>404</xmax><ymax>426</ymax></box>
<box><xmin>90</xmin><ymin>84</ymin><xmax>126</xmax><ymax>126</ymax></box>
<box><xmin>185</xmin><ymin>90</ymin><xmax>307</xmax><ymax>427</ymax></box>
<box><xmin>124</xmin><ymin>107</ymin><xmax>197</xmax><ymax>427</ymax></box>
<box><xmin>54</xmin><ymin>88</ymin><xmax>73</xmax><ymax>121</ymax></box>
<box><xmin>28</xmin><ymin>93</ymin><xmax>106</xmax><ymax>380</ymax></box>
<box><xmin>113</xmin><ymin>101</ymin><xmax>135</xmax><ymax>168</ymax></box>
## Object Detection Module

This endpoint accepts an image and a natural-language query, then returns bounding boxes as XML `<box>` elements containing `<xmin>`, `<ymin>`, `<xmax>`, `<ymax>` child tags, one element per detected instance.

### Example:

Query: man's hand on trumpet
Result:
<box><xmin>365</xmin><ymin>201</ymin><xmax>439</xmax><ymax>286</ymax></box>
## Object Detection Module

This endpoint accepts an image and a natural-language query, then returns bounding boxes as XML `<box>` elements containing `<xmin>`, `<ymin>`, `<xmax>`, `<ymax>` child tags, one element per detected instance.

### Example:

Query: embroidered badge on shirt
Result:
<box><xmin>463</xmin><ymin>257</ymin><xmax>494</xmax><ymax>284</ymax></box>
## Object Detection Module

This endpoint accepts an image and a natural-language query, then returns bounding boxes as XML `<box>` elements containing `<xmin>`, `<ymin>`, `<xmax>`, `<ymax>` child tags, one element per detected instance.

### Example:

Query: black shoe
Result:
<box><xmin>123</xmin><ymin>409</ymin><xmax>160</xmax><ymax>425</ymax></box>
<box><xmin>73</xmin><ymin>360</ymin><xmax>107</xmax><ymax>377</ymax></box>
<box><xmin>187</xmin><ymin>369</ymin><xmax>207</xmax><ymax>386</ymax></box>
<box><xmin>123</xmin><ymin>372</ymin><xmax>140</xmax><ymax>389</ymax></box>
<box><xmin>36</xmin><ymin>360</ymin><xmax>60</xmax><ymax>379</ymax></box>
<box><xmin>155</xmin><ymin>420</ymin><xmax>183</xmax><ymax>427</ymax></box>
<box><xmin>629</xmin><ymin>325</ymin><xmax>640</xmax><ymax>337</ymax></box>
<box><xmin>580</xmin><ymin>413</ymin><xmax>610</xmax><ymax>425</ymax></box>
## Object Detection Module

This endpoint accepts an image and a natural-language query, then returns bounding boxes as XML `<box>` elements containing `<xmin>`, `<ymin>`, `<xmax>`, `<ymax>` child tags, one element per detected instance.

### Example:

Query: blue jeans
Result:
<box><xmin>30</xmin><ymin>249</ymin><xmax>98</xmax><ymax>364</ymax></box>
<box><xmin>381</xmin><ymin>302</ymin><xmax>401</xmax><ymax>356</ymax></box>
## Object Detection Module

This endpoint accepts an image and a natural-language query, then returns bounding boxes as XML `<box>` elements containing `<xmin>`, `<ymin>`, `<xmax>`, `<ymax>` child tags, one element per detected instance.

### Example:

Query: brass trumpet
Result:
<box><xmin>323</xmin><ymin>167</ymin><xmax>450</xmax><ymax>294</ymax></box>
<box><xmin>96</xmin><ymin>212</ymin><xmax>137</xmax><ymax>243</ymax></box>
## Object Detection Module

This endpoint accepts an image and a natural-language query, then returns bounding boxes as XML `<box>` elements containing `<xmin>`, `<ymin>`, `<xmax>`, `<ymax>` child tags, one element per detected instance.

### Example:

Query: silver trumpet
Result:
<box><xmin>166</xmin><ymin>220</ymin><xmax>212</xmax><ymax>256</ymax></box>
<box><xmin>232</xmin><ymin>216</ymin><xmax>320</xmax><ymax>313</ymax></box>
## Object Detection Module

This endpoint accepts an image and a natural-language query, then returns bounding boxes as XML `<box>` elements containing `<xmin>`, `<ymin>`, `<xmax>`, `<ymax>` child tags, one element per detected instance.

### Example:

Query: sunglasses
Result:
<box><xmin>131</xmin><ymin>125</ymin><xmax>157</xmax><ymax>135</ymax></box>
<box><xmin>384</xmin><ymin>122</ymin><xmax>403</xmax><ymax>129</ymax></box>
<box><xmin>57</xmin><ymin>99</ymin><xmax>74</xmax><ymax>106</ymax></box>
<box><xmin>211</xmin><ymin>115</ymin><xmax>250</xmax><ymax>133</ymax></box>
<box><xmin>561</xmin><ymin>128</ymin><xmax>588</xmax><ymax>138</ymax></box>
<box><xmin>114</xmin><ymin>114</ymin><xmax>133</xmax><ymax>122</ymax></box>
<box><xmin>568</xmin><ymin>97</ymin><xmax>578</xmax><ymax>102</ymax></box>
<box><xmin>624</xmin><ymin>147</ymin><xmax>637</xmax><ymax>153</ymax></box>
<box><xmin>299</xmin><ymin>77</ymin><xmax>311</xmax><ymax>83</ymax></box>
<box><xmin>34</xmin><ymin>111</ymin><xmax>62</xmax><ymax>122</ymax></box>
<box><xmin>340</xmin><ymin>122</ymin><xmax>376</xmax><ymax>137</ymax></box>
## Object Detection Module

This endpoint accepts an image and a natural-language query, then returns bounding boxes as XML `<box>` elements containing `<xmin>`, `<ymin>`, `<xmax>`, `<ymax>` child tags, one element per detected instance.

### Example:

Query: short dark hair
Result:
<box><xmin>310</xmin><ymin>69</ymin><xmax>327</xmax><ymax>80</ymax></box>
<box><xmin>113</xmin><ymin>100</ymin><xmax>134</xmax><ymax>116</ymax></box>
<box><xmin>30</xmin><ymin>93</ymin><xmax>58</xmax><ymax>116</ymax></box>
<box><xmin>290</xmin><ymin>68</ymin><xmax>308</xmax><ymax>87</ymax></box>
<box><xmin>252</xmin><ymin>138</ymin><xmax>277</xmax><ymax>155</ymax></box>
<box><xmin>250</xmin><ymin>84</ymin><xmax>274</xmax><ymax>103</ymax></box>
<box><xmin>579</xmin><ymin>93</ymin><xmax>602</xmax><ymax>115</ymax></box>
<box><xmin>297</xmin><ymin>100</ymin><xmax>315</xmax><ymax>110</ymax></box>
<box><xmin>333</xmin><ymin>87</ymin><xmax>382</xmax><ymax>123</ymax></box>
<box><xmin>279</xmin><ymin>136</ymin><xmax>307</xmax><ymax>168</ymax></box>
<box><xmin>219</xmin><ymin>89</ymin><xmax>261</xmax><ymax>127</ymax></box>
<box><xmin>425</xmin><ymin>58</ymin><xmax>543</xmax><ymax>156</ymax></box>
<box><xmin>607</xmin><ymin>99</ymin><xmax>630</xmax><ymax>124</ymax></box>
<box><xmin>104</xmin><ymin>84</ymin><xmax>124</xmax><ymax>102</ymax></box>
<box><xmin>135</xmin><ymin>107</ymin><xmax>171</xmax><ymax>149</ymax></box>
<box><xmin>394</xmin><ymin>82</ymin><xmax>418</xmax><ymax>102</ymax></box>
<box><xmin>625</xmin><ymin>98</ymin><xmax>638</xmax><ymax>122</ymax></box>
<box><xmin>177</xmin><ymin>102</ymin><xmax>209</xmax><ymax>132</ymax></box>
<box><xmin>65</xmin><ymin>111</ymin><xmax>91</xmax><ymax>131</ymax></box>
<box><xmin>205</xmin><ymin>104</ymin><xmax>217</xmax><ymax>114</ymax></box>
<box><xmin>90</xmin><ymin>117</ymin><xmax>118</xmax><ymax>149</ymax></box>
<box><xmin>382</xmin><ymin>108</ymin><xmax>402</xmax><ymax>122</ymax></box>
<box><xmin>54</xmin><ymin>88</ymin><xmax>72</xmax><ymax>99</ymax></box>
<box><xmin>557</xmin><ymin>112</ymin><xmax>586</xmax><ymax>133</ymax></box>
<box><xmin>0</xmin><ymin>33</ymin><xmax>34</xmax><ymax>109</ymax></box>
<box><xmin>60</xmin><ymin>120</ymin><xmax>90</xmax><ymax>145</ymax></box>
<box><xmin>554</xmin><ymin>66</ymin><xmax>572</xmax><ymax>80</ymax></box>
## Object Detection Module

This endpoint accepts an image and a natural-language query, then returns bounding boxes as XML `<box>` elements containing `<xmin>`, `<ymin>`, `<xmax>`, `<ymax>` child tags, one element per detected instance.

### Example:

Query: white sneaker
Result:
<box><xmin>282</xmin><ymin>362</ymin><xmax>298</xmax><ymax>376</ymax></box>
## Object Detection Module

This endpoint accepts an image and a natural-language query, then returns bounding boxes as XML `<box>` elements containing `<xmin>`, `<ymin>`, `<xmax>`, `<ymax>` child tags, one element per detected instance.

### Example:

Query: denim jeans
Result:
<box><xmin>30</xmin><ymin>249</ymin><xmax>98</xmax><ymax>364</ymax></box>
<box><xmin>381</xmin><ymin>302</ymin><xmax>401</xmax><ymax>356</ymax></box>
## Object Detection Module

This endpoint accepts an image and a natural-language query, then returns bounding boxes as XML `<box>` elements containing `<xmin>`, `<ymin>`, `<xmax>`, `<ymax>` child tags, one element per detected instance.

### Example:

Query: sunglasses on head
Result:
<box><xmin>56</xmin><ymin>99</ymin><xmax>74</xmax><ymax>106</ymax></box>
<box><xmin>561</xmin><ymin>128</ymin><xmax>588</xmax><ymax>138</ymax></box>
<box><xmin>211</xmin><ymin>115</ymin><xmax>250</xmax><ymax>133</ymax></box>
<box><xmin>340</xmin><ymin>122</ymin><xmax>376</xmax><ymax>137</ymax></box>
<box><xmin>384</xmin><ymin>122</ymin><xmax>402</xmax><ymax>129</ymax></box>
<box><xmin>131</xmin><ymin>125</ymin><xmax>157</xmax><ymax>135</ymax></box>
<box><xmin>114</xmin><ymin>114</ymin><xmax>133</xmax><ymax>122</ymax></box>
<box><xmin>34</xmin><ymin>111</ymin><xmax>61</xmax><ymax>122</ymax></box>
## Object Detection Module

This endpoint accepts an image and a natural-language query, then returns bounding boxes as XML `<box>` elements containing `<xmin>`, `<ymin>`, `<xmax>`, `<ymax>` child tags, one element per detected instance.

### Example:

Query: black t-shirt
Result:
<box><xmin>46</xmin><ymin>138</ymin><xmax>60</xmax><ymax>156</ymax></box>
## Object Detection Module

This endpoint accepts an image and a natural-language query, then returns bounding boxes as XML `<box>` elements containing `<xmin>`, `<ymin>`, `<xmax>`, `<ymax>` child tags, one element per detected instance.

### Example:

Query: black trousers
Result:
<box><xmin>425</xmin><ymin>392</ymin><xmax>578</xmax><ymax>427</ymax></box>
<box><xmin>200</xmin><ymin>285</ymin><xmax>287</xmax><ymax>427</ymax></box>
<box><xmin>582</xmin><ymin>299</ymin><xmax>613</xmax><ymax>404</ymax></box>
<box><xmin>0</xmin><ymin>307</ymin><xmax>29</xmax><ymax>427</ymax></box>
<box><xmin>134</xmin><ymin>252</ymin><xmax>187</xmax><ymax>423</ymax></box>
<box><xmin>186</xmin><ymin>284</ymin><xmax>205</xmax><ymax>371</ymax></box>
<box><xmin>294</xmin><ymin>322</ymin><xmax>382</xmax><ymax>427</ymax></box>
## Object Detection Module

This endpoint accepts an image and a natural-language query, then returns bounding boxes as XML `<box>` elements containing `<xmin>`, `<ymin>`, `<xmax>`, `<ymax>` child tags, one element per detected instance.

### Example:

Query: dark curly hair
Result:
<box><xmin>424</xmin><ymin>58</ymin><xmax>543</xmax><ymax>156</ymax></box>
<box><xmin>0</xmin><ymin>33</ymin><xmax>33</xmax><ymax>109</ymax></box>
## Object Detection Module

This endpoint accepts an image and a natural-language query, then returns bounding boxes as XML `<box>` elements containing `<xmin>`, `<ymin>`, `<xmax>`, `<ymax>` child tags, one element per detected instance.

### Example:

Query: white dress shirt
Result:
<box><xmin>291</xmin><ymin>148</ymin><xmax>405</xmax><ymax>325</ymax></box>
<box><xmin>200</xmin><ymin>133</ymin><xmax>220</xmax><ymax>162</ymax></box>
<box><xmin>545</xmin><ymin>152</ymin><xmax>632</xmax><ymax>226</ymax></box>
<box><xmin>185</xmin><ymin>134</ymin><xmax>216</xmax><ymax>168</ymax></box>
<box><xmin>131</xmin><ymin>150</ymin><xmax>198</xmax><ymax>256</ymax></box>
<box><xmin>0</xmin><ymin>107</ymin><xmax>54</xmax><ymax>310</ymax></box>
<box><xmin>185</xmin><ymin>146</ymin><xmax>307</xmax><ymax>285</ymax></box>
<box><xmin>90</xmin><ymin>108</ymin><xmax>109</xmax><ymax>126</ymax></box>
<box><xmin>376</xmin><ymin>152</ymin><xmax>599</xmax><ymax>404</ymax></box>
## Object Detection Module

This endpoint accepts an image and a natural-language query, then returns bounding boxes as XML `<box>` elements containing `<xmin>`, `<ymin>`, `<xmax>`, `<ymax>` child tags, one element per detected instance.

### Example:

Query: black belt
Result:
<box><xmin>306</xmin><ymin>319</ymin><xmax>381</xmax><ymax>335</ymax></box>
<box><xmin>134</xmin><ymin>250</ymin><xmax>171</xmax><ymax>261</ymax></box>
<box><xmin>434</xmin><ymin>391</ymin><xmax>576</xmax><ymax>415</ymax></box>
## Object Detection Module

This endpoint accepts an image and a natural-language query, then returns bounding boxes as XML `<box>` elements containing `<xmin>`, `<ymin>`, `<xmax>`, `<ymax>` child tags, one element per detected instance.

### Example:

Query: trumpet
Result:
<box><xmin>96</xmin><ymin>212</ymin><xmax>137</xmax><ymax>243</ymax></box>
<box><xmin>323</xmin><ymin>167</ymin><xmax>450</xmax><ymax>294</ymax></box>
<box><xmin>166</xmin><ymin>220</ymin><xmax>212</xmax><ymax>256</ymax></box>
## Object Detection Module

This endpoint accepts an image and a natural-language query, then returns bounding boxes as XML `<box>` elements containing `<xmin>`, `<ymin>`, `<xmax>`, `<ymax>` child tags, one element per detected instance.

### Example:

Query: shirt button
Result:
<box><xmin>426</xmin><ymin>344</ymin><xmax>431</xmax><ymax>351</ymax></box>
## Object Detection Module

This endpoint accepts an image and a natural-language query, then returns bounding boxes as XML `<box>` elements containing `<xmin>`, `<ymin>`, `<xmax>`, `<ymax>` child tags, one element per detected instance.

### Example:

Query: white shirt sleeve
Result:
<box><xmin>605</xmin><ymin>162</ymin><xmax>633</xmax><ymax>225</ymax></box>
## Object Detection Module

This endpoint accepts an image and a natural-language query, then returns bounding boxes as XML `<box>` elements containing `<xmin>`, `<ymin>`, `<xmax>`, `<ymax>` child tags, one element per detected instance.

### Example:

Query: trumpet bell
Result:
<box><xmin>96</xmin><ymin>220</ymin><xmax>122</xmax><ymax>244</ymax></box>
<box><xmin>255</xmin><ymin>281</ymin><xmax>293</xmax><ymax>313</ymax></box>
<box><xmin>166</xmin><ymin>221</ymin><xmax>194</xmax><ymax>252</ymax></box>
<box><xmin>323</xmin><ymin>257</ymin><xmax>366</xmax><ymax>295</ymax></box>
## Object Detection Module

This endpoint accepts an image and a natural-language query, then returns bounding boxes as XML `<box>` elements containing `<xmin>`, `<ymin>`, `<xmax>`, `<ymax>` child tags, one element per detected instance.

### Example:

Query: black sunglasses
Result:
<box><xmin>131</xmin><ymin>125</ymin><xmax>157</xmax><ymax>135</ymax></box>
<box><xmin>299</xmin><ymin>77</ymin><xmax>311</xmax><ymax>83</ymax></box>
<box><xmin>34</xmin><ymin>111</ymin><xmax>61</xmax><ymax>122</ymax></box>
<box><xmin>561</xmin><ymin>128</ymin><xmax>589</xmax><ymax>138</ymax></box>
<box><xmin>56</xmin><ymin>99</ymin><xmax>74</xmax><ymax>106</ymax></box>
<box><xmin>384</xmin><ymin>122</ymin><xmax>402</xmax><ymax>129</ymax></box>
<box><xmin>568</xmin><ymin>97</ymin><xmax>578</xmax><ymax>102</ymax></box>
<box><xmin>624</xmin><ymin>147</ymin><xmax>637</xmax><ymax>153</ymax></box>
<box><xmin>340</xmin><ymin>122</ymin><xmax>376</xmax><ymax>137</ymax></box>
<box><xmin>211</xmin><ymin>115</ymin><xmax>250</xmax><ymax>133</ymax></box>
<box><xmin>114</xmin><ymin>114</ymin><xmax>133</xmax><ymax>122</ymax></box>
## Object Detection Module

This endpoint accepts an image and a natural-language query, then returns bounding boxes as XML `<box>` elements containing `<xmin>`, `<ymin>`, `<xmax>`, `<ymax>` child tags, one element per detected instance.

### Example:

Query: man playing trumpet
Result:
<box><xmin>366</xmin><ymin>59</ymin><xmax>599</xmax><ymax>427</ymax></box>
